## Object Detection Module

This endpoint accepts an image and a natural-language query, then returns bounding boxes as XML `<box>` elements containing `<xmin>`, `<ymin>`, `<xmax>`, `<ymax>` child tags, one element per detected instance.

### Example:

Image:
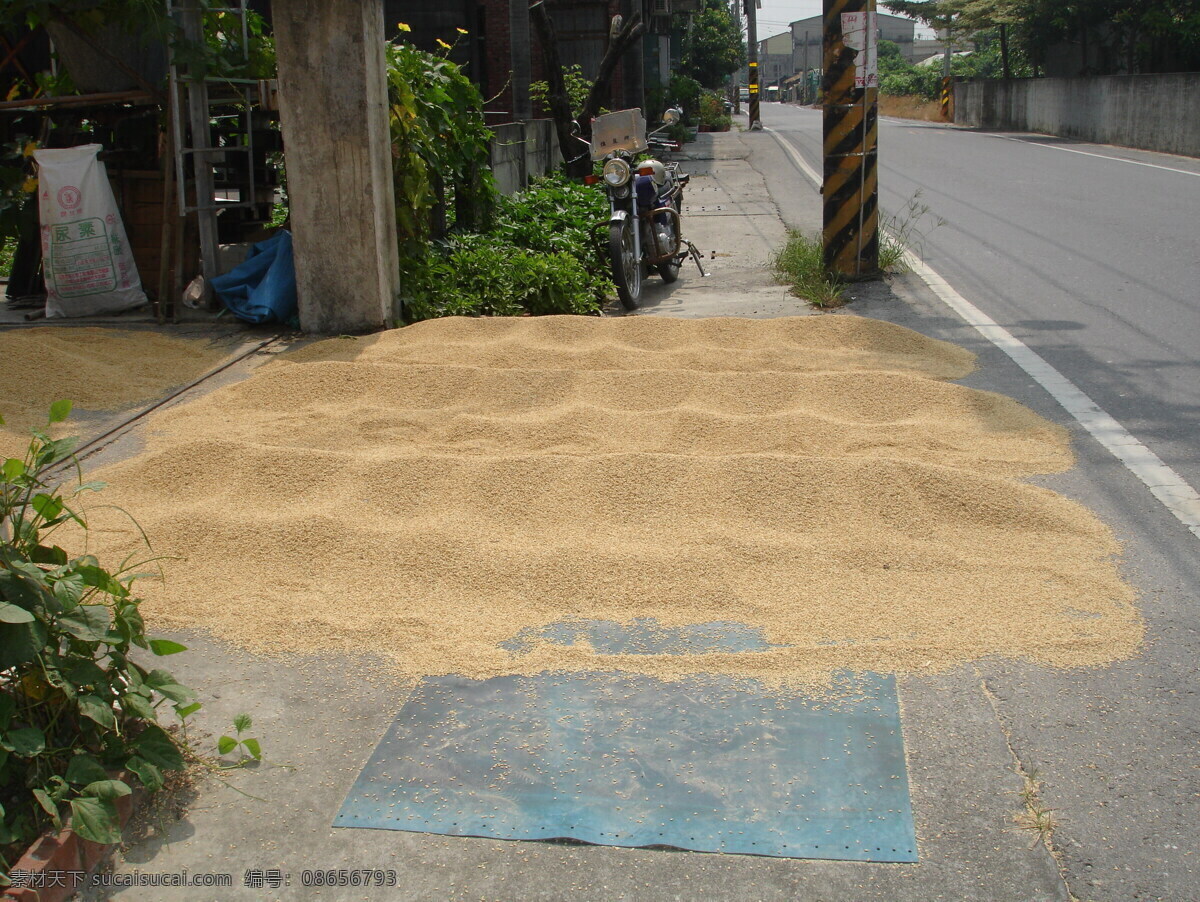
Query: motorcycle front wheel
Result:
<box><xmin>608</xmin><ymin>220</ymin><xmax>642</xmax><ymax>310</ymax></box>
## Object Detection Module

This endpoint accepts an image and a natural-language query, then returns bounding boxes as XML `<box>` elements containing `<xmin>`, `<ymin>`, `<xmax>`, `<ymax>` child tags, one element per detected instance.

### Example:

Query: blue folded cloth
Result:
<box><xmin>210</xmin><ymin>230</ymin><xmax>298</xmax><ymax>325</ymax></box>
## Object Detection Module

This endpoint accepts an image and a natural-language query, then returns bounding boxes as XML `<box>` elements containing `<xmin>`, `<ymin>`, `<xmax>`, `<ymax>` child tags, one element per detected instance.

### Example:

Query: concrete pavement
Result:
<box><xmin>64</xmin><ymin>126</ymin><xmax>1196</xmax><ymax>902</ymax></box>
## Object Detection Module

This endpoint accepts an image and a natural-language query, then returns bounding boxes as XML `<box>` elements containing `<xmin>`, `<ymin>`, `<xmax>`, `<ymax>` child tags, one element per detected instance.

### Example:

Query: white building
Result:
<box><xmin>790</xmin><ymin>11</ymin><xmax>918</xmax><ymax>75</ymax></box>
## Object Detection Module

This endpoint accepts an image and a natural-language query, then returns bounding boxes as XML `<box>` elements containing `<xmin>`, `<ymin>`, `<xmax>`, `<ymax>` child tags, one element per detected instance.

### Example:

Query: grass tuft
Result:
<box><xmin>879</xmin><ymin>190</ymin><xmax>945</xmax><ymax>272</ymax></box>
<box><xmin>1014</xmin><ymin>767</ymin><xmax>1058</xmax><ymax>850</ymax></box>
<box><xmin>771</xmin><ymin>230</ymin><xmax>846</xmax><ymax>308</ymax></box>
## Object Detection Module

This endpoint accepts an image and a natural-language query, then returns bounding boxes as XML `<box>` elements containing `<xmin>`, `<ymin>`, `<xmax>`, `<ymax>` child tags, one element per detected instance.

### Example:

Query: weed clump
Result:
<box><xmin>771</xmin><ymin>231</ymin><xmax>846</xmax><ymax>308</ymax></box>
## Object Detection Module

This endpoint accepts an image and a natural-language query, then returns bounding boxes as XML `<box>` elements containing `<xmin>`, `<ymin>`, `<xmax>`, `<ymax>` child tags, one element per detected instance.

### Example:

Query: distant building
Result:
<box><xmin>755</xmin><ymin>31</ymin><xmax>793</xmax><ymax>88</ymax></box>
<box><xmin>790</xmin><ymin>11</ymin><xmax>917</xmax><ymax>75</ymax></box>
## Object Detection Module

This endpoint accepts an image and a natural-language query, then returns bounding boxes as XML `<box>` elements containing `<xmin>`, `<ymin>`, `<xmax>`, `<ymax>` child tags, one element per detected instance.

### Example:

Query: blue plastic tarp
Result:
<box><xmin>335</xmin><ymin>619</ymin><xmax>918</xmax><ymax>862</ymax></box>
<box><xmin>210</xmin><ymin>230</ymin><xmax>297</xmax><ymax>325</ymax></box>
<box><xmin>335</xmin><ymin>669</ymin><xmax>918</xmax><ymax>862</ymax></box>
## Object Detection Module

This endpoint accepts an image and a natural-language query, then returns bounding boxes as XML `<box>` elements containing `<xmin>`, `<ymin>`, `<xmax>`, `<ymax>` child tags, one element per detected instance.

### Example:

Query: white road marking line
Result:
<box><xmin>766</xmin><ymin>127</ymin><xmax>822</xmax><ymax>188</ymax></box>
<box><xmin>768</xmin><ymin>125</ymin><xmax>1200</xmax><ymax>539</ymax></box>
<box><xmin>909</xmin><ymin>256</ymin><xmax>1200</xmax><ymax>540</ymax></box>
<box><xmin>995</xmin><ymin>134</ymin><xmax>1200</xmax><ymax>178</ymax></box>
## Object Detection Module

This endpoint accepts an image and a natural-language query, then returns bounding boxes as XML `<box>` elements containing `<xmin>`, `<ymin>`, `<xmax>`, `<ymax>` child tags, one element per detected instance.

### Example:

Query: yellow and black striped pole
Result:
<box><xmin>749</xmin><ymin>62</ymin><xmax>761</xmax><ymax>130</ymax></box>
<box><xmin>746</xmin><ymin>0</ymin><xmax>762</xmax><ymax>131</ymax></box>
<box><xmin>940</xmin><ymin>76</ymin><xmax>952</xmax><ymax>120</ymax></box>
<box><xmin>822</xmin><ymin>0</ymin><xmax>879</xmax><ymax>279</ymax></box>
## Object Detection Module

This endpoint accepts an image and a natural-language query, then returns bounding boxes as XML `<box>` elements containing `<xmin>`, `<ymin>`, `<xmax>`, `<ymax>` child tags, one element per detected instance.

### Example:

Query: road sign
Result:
<box><xmin>840</xmin><ymin>11</ymin><xmax>878</xmax><ymax>89</ymax></box>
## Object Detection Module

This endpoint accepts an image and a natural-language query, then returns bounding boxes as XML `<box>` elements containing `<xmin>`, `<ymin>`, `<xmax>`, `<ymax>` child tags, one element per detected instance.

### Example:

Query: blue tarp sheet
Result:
<box><xmin>335</xmin><ymin>620</ymin><xmax>917</xmax><ymax>862</ymax></box>
<box><xmin>210</xmin><ymin>230</ymin><xmax>297</xmax><ymax>325</ymax></box>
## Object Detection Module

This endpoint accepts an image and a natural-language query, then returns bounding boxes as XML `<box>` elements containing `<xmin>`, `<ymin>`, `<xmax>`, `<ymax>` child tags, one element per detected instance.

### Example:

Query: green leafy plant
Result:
<box><xmin>666</xmin><ymin>74</ymin><xmax>703</xmax><ymax>125</ymax></box>
<box><xmin>386</xmin><ymin>37</ymin><xmax>496</xmax><ymax>257</ymax></box>
<box><xmin>404</xmin><ymin>236</ymin><xmax>600</xmax><ymax>321</ymax></box>
<box><xmin>401</xmin><ymin>175</ymin><xmax>613</xmax><ymax>321</ymax></box>
<box><xmin>697</xmin><ymin>91</ymin><xmax>732</xmax><ymax>131</ymax></box>
<box><xmin>530</xmin><ymin>64</ymin><xmax>592</xmax><ymax>120</ymax></box>
<box><xmin>771</xmin><ymin>230</ymin><xmax>846</xmax><ymax>308</ymax></box>
<box><xmin>492</xmin><ymin>175</ymin><xmax>612</xmax><ymax>291</ymax></box>
<box><xmin>0</xmin><ymin>404</ymin><xmax>193</xmax><ymax>865</ymax></box>
<box><xmin>0</xmin><ymin>238</ymin><xmax>16</xmax><ymax>282</ymax></box>
<box><xmin>385</xmin><ymin>35</ymin><xmax>613</xmax><ymax>322</ymax></box>
<box><xmin>217</xmin><ymin>714</ymin><xmax>261</xmax><ymax>765</ymax></box>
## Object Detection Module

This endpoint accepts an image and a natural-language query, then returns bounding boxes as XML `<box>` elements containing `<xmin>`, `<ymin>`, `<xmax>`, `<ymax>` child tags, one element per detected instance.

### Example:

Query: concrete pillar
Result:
<box><xmin>273</xmin><ymin>0</ymin><xmax>399</xmax><ymax>333</ymax></box>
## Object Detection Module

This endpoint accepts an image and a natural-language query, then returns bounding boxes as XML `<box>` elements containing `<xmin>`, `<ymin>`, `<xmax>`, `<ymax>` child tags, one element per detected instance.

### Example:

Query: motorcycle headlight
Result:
<box><xmin>603</xmin><ymin>158</ymin><xmax>631</xmax><ymax>188</ymax></box>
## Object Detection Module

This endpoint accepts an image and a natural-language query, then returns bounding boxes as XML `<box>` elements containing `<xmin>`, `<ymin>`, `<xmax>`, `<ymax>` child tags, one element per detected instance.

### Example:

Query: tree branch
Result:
<box><xmin>529</xmin><ymin>1</ymin><xmax>585</xmax><ymax>169</ymax></box>
<box><xmin>580</xmin><ymin>12</ymin><xmax>645</xmax><ymax>124</ymax></box>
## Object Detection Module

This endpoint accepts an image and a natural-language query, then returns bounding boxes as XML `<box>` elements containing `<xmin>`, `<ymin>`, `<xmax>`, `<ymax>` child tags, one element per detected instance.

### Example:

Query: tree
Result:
<box><xmin>678</xmin><ymin>0</ymin><xmax>746</xmax><ymax>90</ymax></box>
<box><xmin>882</xmin><ymin>0</ymin><xmax>958</xmax><ymax>33</ymax></box>
<box><xmin>885</xmin><ymin>0</ymin><xmax>1200</xmax><ymax>76</ymax></box>
<box><xmin>529</xmin><ymin>0</ymin><xmax>645</xmax><ymax>178</ymax></box>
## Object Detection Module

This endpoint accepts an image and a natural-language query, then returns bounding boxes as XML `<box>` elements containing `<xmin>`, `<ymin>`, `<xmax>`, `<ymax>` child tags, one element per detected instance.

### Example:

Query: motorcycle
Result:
<box><xmin>581</xmin><ymin>107</ymin><xmax>705</xmax><ymax>310</ymax></box>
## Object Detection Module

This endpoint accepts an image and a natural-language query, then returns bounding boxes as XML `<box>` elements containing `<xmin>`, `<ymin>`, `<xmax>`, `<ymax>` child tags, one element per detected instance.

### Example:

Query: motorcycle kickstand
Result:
<box><xmin>682</xmin><ymin>239</ymin><xmax>708</xmax><ymax>277</ymax></box>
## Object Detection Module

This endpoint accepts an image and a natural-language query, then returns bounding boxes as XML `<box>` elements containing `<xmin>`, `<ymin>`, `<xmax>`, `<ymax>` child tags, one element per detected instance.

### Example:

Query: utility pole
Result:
<box><xmin>821</xmin><ymin>0</ymin><xmax>879</xmax><ymax>278</ymax></box>
<box><xmin>803</xmin><ymin>30</ymin><xmax>809</xmax><ymax>104</ymax></box>
<box><xmin>745</xmin><ymin>0</ymin><xmax>761</xmax><ymax>130</ymax></box>
<box><xmin>940</xmin><ymin>25</ymin><xmax>953</xmax><ymax>120</ymax></box>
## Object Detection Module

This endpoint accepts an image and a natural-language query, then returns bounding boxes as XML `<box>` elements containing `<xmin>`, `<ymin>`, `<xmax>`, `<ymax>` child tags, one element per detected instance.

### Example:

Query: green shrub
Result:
<box><xmin>0</xmin><ymin>405</ymin><xmax>192</xmax><ymax>864</ymax></box>
<box><xmin>880</xmin><ymin>66</ymin><xmax>943</xmax><ymax>101</ymax></box>
<box><xmin>0</xmin><ymin>240</ymin><xmax>14</xmax><ymax>281</ymax></box>
<box><xmin>697</xmin><ymin>91</ymin><xmax>731</xmax><ymax>131</ymax></box>
<box><xmin>493</xmin><ymin>176</ymin><xmax>610</xmax><ymax>281</ymax></box>
<box><xmin>401</xmin><ymin>174</ymin><xmax>613</xmax><ymax>321</ymax></box>
<box><xmin>403</xmin><ymin>237</ymin><xmax>600</xmax><ymax>320</ymax></box>
<box><xmin>530</xmin><ymin>63</ymin><xmax>592</xmax><ymax>120</ymax></box>
<box><xmin>386</xmin><ymin>39</ymin><xmax>496</xmax><ymax>255</ymax></box>
<box><xmin>666</xmin><ymin>74</ymin><xmax>702</xmax><ymax>125</ymax></box>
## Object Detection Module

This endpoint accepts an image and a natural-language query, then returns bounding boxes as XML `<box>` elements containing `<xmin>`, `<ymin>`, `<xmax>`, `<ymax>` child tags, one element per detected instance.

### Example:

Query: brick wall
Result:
<box><xmin>478</xmin><ymin>0</ymin><xmax>632</xmax><ymax>125</ymax></box>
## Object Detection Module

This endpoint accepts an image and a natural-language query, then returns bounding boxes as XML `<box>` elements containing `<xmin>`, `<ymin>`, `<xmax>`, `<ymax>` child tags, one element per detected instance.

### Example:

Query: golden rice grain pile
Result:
<box><xmin>82</xmin><ymin>315</ymin><xmax>1141</xmax><ymax>686</ymax></box>
<box><xmin>0</xmin><ymin>327</ymin><xmax>227</xmax><ymax>458</ymax></box>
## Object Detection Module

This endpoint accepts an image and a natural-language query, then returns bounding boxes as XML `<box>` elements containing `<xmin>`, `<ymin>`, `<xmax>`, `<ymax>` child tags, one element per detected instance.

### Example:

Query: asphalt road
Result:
<box><xmin>763</xmin><ymin>102</ymin><xmax>1200</xmax><ymax>504</ymax></box>
<box><xmin>753</xmin><ymin>104</ymin><xmax>1200</xmax><ymax>902</ymax></box>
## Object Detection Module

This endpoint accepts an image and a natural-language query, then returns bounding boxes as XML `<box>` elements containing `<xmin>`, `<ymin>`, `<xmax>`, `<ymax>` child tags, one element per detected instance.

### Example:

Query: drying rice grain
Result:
<box><xmin>0</xmin><ymin>327</ymin><xmax>227</xmax><ymax>458</ymax></box>
<box><xmin>78</xmin><ymin>315</ymin><xmax>1140</xmax><ymax>688</ymax></box>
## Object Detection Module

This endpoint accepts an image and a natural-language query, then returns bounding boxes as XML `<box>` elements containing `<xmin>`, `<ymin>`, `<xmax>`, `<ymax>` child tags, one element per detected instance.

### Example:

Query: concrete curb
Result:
<box><xmin>3</xmin><ymin>782</ymin><xmax>142</xmax><ymax>902</ymax></box>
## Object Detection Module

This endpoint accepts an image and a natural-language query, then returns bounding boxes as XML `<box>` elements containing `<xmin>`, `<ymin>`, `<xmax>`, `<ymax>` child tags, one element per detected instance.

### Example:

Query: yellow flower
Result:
<box><xmin>397</xmin><ymin>22</ymin><xmax>411</xmax><ymax>33</ymax></box>
<box><xmin>436</xmin><ymin>38</ymin><xmax>451</xmax><ymax>49</ymax></box>
<box><xmin>456</xmin><ymin>27</ymin><xmax>468</xmax><ymax>35</ymax></box>
<box><xmin>22</xmin><ymin>177</ymin><xmax>38</xmax><ymax>193</ymax></box>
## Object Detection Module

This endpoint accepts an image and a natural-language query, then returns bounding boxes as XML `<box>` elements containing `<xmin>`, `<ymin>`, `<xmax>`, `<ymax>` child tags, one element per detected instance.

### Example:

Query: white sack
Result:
<box><xmin>34</xmin><ymin>144</ymin><xmax>147</xmax><ymax>317</ymax></box>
